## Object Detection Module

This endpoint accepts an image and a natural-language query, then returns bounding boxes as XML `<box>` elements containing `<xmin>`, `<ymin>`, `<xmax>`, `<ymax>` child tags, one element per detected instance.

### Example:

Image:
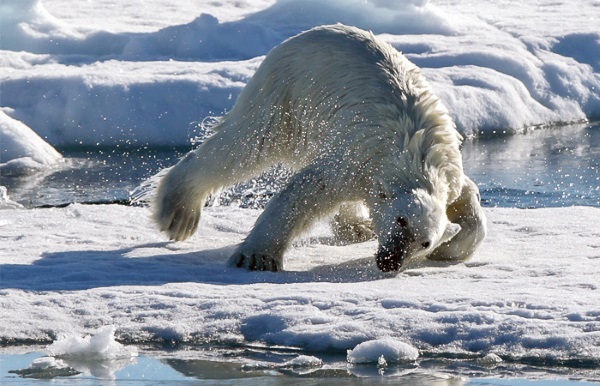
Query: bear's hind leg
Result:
<box><xmin>330</xmin><ymin>202</ymin><xmax>374</xmax><ymax>244</ymax></box>
<box><xmin>154</xmin><ymin>129</ymin><xmax>279</xmax><ymax>241</ymax></box>
<box><xmin>153</xmin><ymin>151</ymin><xmax>208</xmax><ymax>241</ymax></box>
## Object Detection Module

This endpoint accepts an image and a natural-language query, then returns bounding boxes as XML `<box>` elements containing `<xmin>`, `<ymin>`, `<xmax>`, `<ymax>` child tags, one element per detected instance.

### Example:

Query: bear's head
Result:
<box><xmin>367</xmin><ymin>187</ymin><xmax>461</xmax><ymax>272</ymax></box>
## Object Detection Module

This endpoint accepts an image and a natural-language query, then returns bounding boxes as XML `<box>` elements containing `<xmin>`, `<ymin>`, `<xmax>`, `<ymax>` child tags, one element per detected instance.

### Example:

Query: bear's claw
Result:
<box><xmin>231</xmin><ymin>253</ymin><xmax>279</xmax><ymax>272</ymax></box>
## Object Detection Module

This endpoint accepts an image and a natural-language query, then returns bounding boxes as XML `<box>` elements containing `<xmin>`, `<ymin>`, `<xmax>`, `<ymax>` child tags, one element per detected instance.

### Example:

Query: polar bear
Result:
<box><xmin>153</xmin><ymin>24</ymin><xmax>486</xmax><ymax>272</ymax></box>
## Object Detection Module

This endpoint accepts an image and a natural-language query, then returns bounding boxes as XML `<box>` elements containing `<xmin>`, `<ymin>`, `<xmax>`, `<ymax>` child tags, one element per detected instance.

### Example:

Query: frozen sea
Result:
<box><xmin>1</xmin><ymin>0</ymin><xmax>600</xmax><ymax>384</ymax></box>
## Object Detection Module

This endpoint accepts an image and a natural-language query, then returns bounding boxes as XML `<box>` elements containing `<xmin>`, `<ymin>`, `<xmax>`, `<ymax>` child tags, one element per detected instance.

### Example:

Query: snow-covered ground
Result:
<box><xmin>1</xmin><ymin>202</ymin><xmax>600</xmax><ymax>365</ymax></box>
<box><xmin>1</xmin><ymin>0</ymin><xmax>600</xmax><ymax>377</ymax></box>
<box><xmin>1</xmin><ymin>0</ymin><xmax>599</xmax><ymax>158</ymax></box>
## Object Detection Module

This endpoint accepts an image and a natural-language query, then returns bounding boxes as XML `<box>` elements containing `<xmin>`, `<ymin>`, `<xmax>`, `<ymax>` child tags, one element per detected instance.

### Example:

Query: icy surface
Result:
<box><xmin>1</xmin><ymin>204</ymin><xmax>599</xmax><ymax>364</ymax></box>
<box><xmin>0</xmin><ymin>0</ymin><xmax>599</xmax><ymax>154</ymax></box>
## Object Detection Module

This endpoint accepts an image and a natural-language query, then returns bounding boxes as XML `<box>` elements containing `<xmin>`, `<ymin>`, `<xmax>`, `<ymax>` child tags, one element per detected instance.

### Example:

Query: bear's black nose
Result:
<box><xmin>375</xmin><ymin>248</ymin><xmax>405</xmax><ymax>272</ymax></box>
<box><xmin>377</xmin><ymin>255</ymin><xmax>400</xmax><ymax>272</ymax></box>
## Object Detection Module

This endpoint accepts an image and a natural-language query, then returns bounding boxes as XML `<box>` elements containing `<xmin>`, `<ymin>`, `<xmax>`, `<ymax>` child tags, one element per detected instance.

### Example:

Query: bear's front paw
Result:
<box><xmin>228</xmin><ymin>250</ymin><xmax>282</xmax><ymax>272</ymax></box>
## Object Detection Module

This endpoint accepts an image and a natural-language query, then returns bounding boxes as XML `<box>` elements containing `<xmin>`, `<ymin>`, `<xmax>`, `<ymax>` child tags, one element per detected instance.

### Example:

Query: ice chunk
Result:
<box><xmin>479</xmin><ymin>353</ymin><xmax>503</xmax><ymax>365</ymax></box>
<box><xmin>9</xmin><ymin>356</ymin><xmax>80</xmax><ymax>379</ymax></box>
<box><xmin>282</xmin><ymin>355</ymin><xmax>322</xmax><ymax>368</ymax></box>
<box><xmin>347</xmin><ymin>338</ymin><xmax>419</xmax><ymax>364</ymax></box>
<box><xmin>0</xmin><ymin>186</ymin><xmax>24</xmax><ymax>209</ymax></box>
<box><xmin>47</xmin><ymin>326</ymin><xmax>138</xmax><ymax>360</ymax></box>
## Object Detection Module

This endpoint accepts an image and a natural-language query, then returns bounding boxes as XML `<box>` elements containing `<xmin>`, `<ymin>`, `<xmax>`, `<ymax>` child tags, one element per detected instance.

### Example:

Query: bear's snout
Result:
<box><xmin>375</xmin><ymin>243</ymin><xmax>407</xmax><ymax>272</ymax></box>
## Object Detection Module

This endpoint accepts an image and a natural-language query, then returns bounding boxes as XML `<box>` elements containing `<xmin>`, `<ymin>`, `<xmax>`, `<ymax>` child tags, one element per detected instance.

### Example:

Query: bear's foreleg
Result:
<box><xmin>427</xmin><ymin>177</ymin><xmax>487</xmax><ymax>261</ymax></box>
<box><xmin>228</xmin><ymin>167</ymin><xmax>345</xmax><ymax>271</ymax></box>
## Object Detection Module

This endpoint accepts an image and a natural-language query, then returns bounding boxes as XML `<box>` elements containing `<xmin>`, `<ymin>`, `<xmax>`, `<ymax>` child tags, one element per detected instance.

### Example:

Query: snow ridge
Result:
<box><xmin>0</xmin><ymin>0</ymin><xmax>599</xmax><ymax>158</ymax></box>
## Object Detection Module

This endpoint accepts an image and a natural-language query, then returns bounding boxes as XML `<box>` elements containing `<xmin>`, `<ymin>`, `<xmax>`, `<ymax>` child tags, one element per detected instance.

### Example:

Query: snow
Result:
<box><xmin>1</xmin><ymin>203</ymin><xmax>599</xmax><ymax>365</ymax></box>
<box><xmin>1</xmin><ymin>0</ymin><xmax>599</xmax><ymax>164</ymax></box>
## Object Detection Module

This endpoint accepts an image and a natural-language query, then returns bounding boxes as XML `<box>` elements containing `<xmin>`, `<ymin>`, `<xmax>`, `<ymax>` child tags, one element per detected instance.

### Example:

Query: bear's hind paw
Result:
<box><xmin>228</xmin><ymin>251</ymin><xmax>281</xmax><ymax>272</ymax></box>
<box><xmin>331</xmin><ymin>218</ymin><xmax>375</xmax><ymax>244</ymax></box>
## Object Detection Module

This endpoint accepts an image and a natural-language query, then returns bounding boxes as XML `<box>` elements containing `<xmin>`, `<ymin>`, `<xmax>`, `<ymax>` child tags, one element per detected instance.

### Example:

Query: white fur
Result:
<box><xmin>153</xmin><ymin>24</ymin><xmax>486</xmax><ymax>271</ymax></box>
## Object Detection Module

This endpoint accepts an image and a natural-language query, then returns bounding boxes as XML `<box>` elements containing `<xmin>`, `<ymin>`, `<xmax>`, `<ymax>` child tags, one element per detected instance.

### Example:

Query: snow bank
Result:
<box><xmin>0</xmin><ymin>57</ymin><xmax>257</xmax><ymax>147</ymax></box>
<box><xmin>0</xmin><ymin>0</ymin><xmax>83</xmax><ymax>53</ymax></box>
<box><xmin>0</xmin><ymin>110</ymin><xmax>63</xmax><ymax>175</ymax></box>
<box><xmin>1</xmin><ymin>0</ymin><xmax>452</xmax><ymax>59</ymax></box>
<box><xmin>1</xmin><ymin>204</ymin><xmax>599</xmax><ymax>365</ymax></box>
<box><xmin>0</xmin><ymin>0</ymin><xmax>598</xmax><ymax>147</ymax></box>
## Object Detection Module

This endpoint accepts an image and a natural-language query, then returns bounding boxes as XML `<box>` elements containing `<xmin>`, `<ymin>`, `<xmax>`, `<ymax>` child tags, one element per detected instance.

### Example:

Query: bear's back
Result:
<box><xmin>258</xmin><ymin>24</ymin><xmax>418</xmax><ymax>107</ymax></box>
<box><xmin>226</xmin><ymin>25</ymin><xmax>427</xmax><ymax>145</ymax></box>
<box><xmin>217</xmin><ymin>24</ymin><xmax>461</xmax><ymax>193</ymax></box>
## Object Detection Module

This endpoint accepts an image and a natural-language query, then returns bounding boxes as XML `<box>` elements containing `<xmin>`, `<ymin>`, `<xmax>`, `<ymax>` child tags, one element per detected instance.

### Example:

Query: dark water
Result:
<box><xmin>2</xmin><ymin>348</ymin><xmax>600</xmax><ymax>385</ymax></box>
<box><xmin>2</xmin><ymin>122</ymin><xmax>599</xmax><ymax>209</ymax></box>
<box><xmin>463</xmin><ymin>122</ymin><xmax>599</xmax><ymax>208</ymax></box>
<box><xmin>1</xmin><ymin>146</ymin><xmax>185</xmax><ymax>208</ymax></box>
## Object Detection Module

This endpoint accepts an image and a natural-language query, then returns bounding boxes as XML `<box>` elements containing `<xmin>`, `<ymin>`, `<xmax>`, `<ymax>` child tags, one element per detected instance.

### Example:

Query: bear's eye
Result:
<box><xmin>421</xmin><ymin>241</ymin><xmax>431</xmax><ymax>249</ymax></box>
<box><xmin>397</xmin><ymin>216</ymin><xmax>408</xmax><ymax>227</ymax></box>
<box><xmin>378</xmin><ymin>192</ymin><xmax>387</xmax><ymax>199</ymax></box>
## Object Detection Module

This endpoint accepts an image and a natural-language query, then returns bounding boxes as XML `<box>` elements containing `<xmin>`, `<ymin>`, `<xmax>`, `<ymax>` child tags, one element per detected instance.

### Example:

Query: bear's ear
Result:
<box><xmin>440</xmin><ymin>222</ymin><xmax>461</xmax><ymax>244</ymax></box>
